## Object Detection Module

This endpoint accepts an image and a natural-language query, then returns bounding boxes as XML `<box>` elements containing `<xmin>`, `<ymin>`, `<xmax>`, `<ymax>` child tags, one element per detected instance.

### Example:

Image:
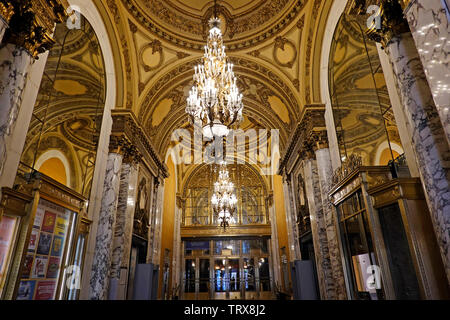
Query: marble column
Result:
<box><xmin>147</xmin><ymin>178</ymin><xmax>158</xmax><ymax>264</ymax></box>
<box><xmin>404</xmin><ymin>0</ymin><xmax>450</xmax><ymax>145</ymax></box>
<box><xmin>89</xmin><ymin>152</ymin><xmax>123</xmax><ymax>300</ymax></box>
<box><xmin>0</xmin><ymin>44</ymin><xmax>33</xmax><ymax>176</ymax></box>
<box><xmin>151</xmin><ymin>181</ymin><xmax>165</xmax><ymax>265</ymax></box>
<box><xmin>171</xmin><ymin>205</ymin><xmax>182</xmax><ymax>297</ymax></box>
<box><xmin>315</xmin><ymin>148</ymin><xmax>347</xmax><ymax>300</ymax></box>
<box><xmin>303</xmin><ymin>159</ymin><xmax>335</xmax><ymax>300</ymax></box>
<box><xmin>386</xmin><ymin>32</ymin><xmax>450</xmax><ymax>283</ymax></box>
<box><xmin>108</xmin><ymin>162</ymin><xmax>138</xmax><ymax>300</ymax></box>
<box><xmin>268</xmin><ymin>203</ymin><xmax>282</xmax><ymax>290</ymax></box>
<box><xmin>283</xmin><ymin>176</ymin><xmax>301</xmax><ymax>261</ymax></box>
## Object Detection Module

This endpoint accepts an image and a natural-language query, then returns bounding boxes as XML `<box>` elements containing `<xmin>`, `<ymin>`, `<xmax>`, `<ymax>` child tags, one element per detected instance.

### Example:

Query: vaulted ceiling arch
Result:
<box><xmin>137</xmin><ymin>55</ymin><xmax>298</xmax><ymax>155</ymax></box>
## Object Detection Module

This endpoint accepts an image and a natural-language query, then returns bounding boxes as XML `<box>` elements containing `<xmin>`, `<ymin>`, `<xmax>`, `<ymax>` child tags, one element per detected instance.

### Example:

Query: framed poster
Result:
<box><xmin>36</xmin><ymin>233</ymin><xmax>52</xmax><ymax>255</ymax></box>
<box><xmin>33</xmin><ymin>207</ymin><xmax>45</xmax><ymax>229</ymax></box>
<box><xmin>27</xmin><ymin>229</ymin><xmax>39</xmax><ymax>253</ymax></box>
<box><xmin>31</xmin><ymin>256</ymin><xmax>48</xmax><ymax>279</ymax></box>
<box><xmin>17</xmin><ymin>198</ymin><xmax>76</xmax><ymax>300</ymax></box>
<box><xmin>34</xmin><ymin>280</ymin><xmax>56</xmax><ymax>300</ymax></box>
<box><xmin>41</xmin><ymin>212</ymin><xmax>56</xmax><ymax>233</ymax></box>
<box><xmin>16</xmin><ymin>281</ymin><xmax>36</xmax><ymax>300</ymax></box>
<box><xmin>51</xmin><ymin>236</ymin><xmax>65</xmax><ymax>257</ymax></box>
<box><xmin>46</xmin><ymin>257</ymin><xmax>60</xmax><ymax>279</ymax></box>
<box><xmin>21</xmin><ymin>255</ymin><xmax>34</xmax><ymax>279</ymax></box>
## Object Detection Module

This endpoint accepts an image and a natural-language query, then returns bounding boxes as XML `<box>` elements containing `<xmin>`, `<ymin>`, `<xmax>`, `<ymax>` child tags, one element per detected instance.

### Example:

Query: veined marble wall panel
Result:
<box><xmin>405</xmin><ymin>0</ymin><xmax>450</xmax><ymax>145</ymax></box>
<box><xmin>269</xmin><ymin>203</ymin><xmax>282</xmax><ymax>289</ymax></box>
<box><xmin>303</xmin><ymin>159</ymin><xmax>335</xmax><ymax>300</ymax></box>
<box><xmin>152</xmin><ymin>183</ymin><xmax>165</xmax><ymax>266</ymax></box>
<box><xmin>315</xmin><ymin>148</ymin><xmax>347</xmax><ymax>300</ymax></box>
<box><xmin>0</xmin><ymin>45</ymin><xmax>33</xmax><ymax>179</ymax></box>
<box><xmin>0</xmin><ymin>18</ymin><xmax>7</xmax><ymax>43</ymax></box>
<box><xmin>0</xmin><ymin>49</ymin><xmax>48</xmax><ymax>189</ymax></box>
<box><xmin>109</xmin><ymin>163</ymin><xmax>138</xmax><ymax>300</ymax></box>
<box><xmin>386</xmin><ymin>32</ymin><xmax>450</xmax><ymax>284</ymax></box>
<box><xmin>171</xmin><ymin>206</ymin><xmax>182</xmax><ymax>294</ymax></box>
<box><xmin>376</xmin><ymin>44</ymin><xmax>420</xmax><ymax>177</ymax></box>
<box><xmin>89</xmin><ymin>153</ymin><xmax>123</xmax><ymax>299</ymax></box>
<box><xmin>283</xmin><ymin>179</ymin><xmax>300</xmax><ymax>261</ymax></box>
<box><xmin>135</xmin><ymin>165</ymin><xmax>154</xmax><ymax>263</ymax></box>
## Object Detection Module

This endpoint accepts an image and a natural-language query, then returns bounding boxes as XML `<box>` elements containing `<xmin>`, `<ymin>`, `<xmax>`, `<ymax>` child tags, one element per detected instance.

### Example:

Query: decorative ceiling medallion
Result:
<box><xmin>273</xmin><ymin>36</ymin><xmax>297</xmax><ymax>68</ymax></box>
<box><xmin>140</xmin><ymin>40</ymin><xmax>164</xmax><ymax>72</ymax></box>
<box><xmin>122</xmin><ymin>0</ymin><xmax>306</xmax><ymax>52</ymax></box>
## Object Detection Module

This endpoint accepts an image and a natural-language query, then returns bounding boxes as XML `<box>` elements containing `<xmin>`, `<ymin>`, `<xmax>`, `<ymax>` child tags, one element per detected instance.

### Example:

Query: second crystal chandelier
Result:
<box><xmin>211</xmin><ymin>162</ymin><xmax>237</xmax><ymax>230</ymax></box>
<box><xmin>186</xmin><ymin>2</ymin><xmax>244</xmax><ymax>139</ymax></box>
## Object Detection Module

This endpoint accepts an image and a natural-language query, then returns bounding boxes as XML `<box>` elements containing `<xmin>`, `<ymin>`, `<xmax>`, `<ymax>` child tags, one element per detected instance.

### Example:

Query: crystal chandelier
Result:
<box><xmin>186</xmin><ymin>6</ymin><xmax>244</xmax><ymax>139</ymax></box>
<box><xmin>211</xmin><ymin>162</ymin><xmax>238</xmax><ymax>230</ymax></box>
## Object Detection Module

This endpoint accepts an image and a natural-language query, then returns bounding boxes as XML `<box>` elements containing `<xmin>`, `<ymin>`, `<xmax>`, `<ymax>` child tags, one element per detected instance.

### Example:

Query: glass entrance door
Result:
<box><xmin>182</xmin><ymin>238</ymin><xmax>272</xmax><ymax>300</ymax></box>
<box><xmin>228</xmin><ymin>259</ymin><xmax>240</xmax><ymax>299</ymax></box>
<box><xmin>214</xmin><ymin>259</ymin><xmax>227</xmax><ymax>299</ymax></box>
<box><xmin>213</xmin><ymin>258</ymin><xmax>241</xmax><ymax>300</ymax></box>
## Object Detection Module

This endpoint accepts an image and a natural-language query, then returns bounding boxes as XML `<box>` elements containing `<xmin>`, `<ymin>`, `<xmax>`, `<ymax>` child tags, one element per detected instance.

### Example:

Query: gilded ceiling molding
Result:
<box><xmin>304</xmin><ymin>0</ymin><xmax>324</xmax><ymax>104</ymax></box>
<box><xmin>121</xmin><ymin>0</ymin><xmax>306</xmax><ymax>52</ymax></box>
<box><xmin>4</xmin><ymin>0</ymin><xmax>69</xmax><ymax>57</ymax></box>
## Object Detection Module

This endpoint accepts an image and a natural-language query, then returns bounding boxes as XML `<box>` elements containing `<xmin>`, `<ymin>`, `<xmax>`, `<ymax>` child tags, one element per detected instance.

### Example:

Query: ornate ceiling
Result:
<box><xmin>97</xmin><ymin>0</ymin><xmax>330</xmax><ymax>158</ymax></box>
<box><xmin>21</xmin><ymin>16</ymin><xmax>105</xmax><ymax>196</ymax></box>
<box><xmin>329</xmin><ymin>15</ymin><xmax>402</xmax><ymax>165</ymax></box>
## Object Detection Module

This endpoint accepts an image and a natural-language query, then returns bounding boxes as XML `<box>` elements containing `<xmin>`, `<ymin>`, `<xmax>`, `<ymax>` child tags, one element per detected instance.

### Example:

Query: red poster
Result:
<box><xmin>41</xmin><ymin>211</ymin><xmax>56</xmax><ymax>233</ymax></box>
<box><xmin>21</xmin><ymin>255</ymin><xmax>34</xmax><ymax>279</ymax></box>
<box><xmin>34</xmin><ymin>280</ymin><xmax>56</xmax><ymax>300</ymax></box>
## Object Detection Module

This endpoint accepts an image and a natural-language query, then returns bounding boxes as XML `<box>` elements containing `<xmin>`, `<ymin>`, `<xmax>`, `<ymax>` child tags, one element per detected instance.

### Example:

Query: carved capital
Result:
<box><xmin>300</xmin><ymin>105</ymin><xmax>327</xmax><ymax>158</ymax></box>
<box><xmin>123</xmin><ymin>144</ymin><xmax>142</xmax><ymax>165</ymax></box>
<box><xmin>3</xmin><ymin>0</ymin><xmax>69</xmax><ymax>58</ymax></box>
<box><xmin>176</xmin><ymin>193</ymin><xmax>186</xmax><ymax>210</ymax></box>
<box><xmin>279</xmin><ymin>105</ymin><xmax>327</xmax><ymax>171</ymax></box>
<box><xmin>347</xmin><ymin>0</ymin><xmax>410</xmax><ymax>48</ymax></box>
<box><xmin>0</xmin><ymin>1</ymin><xmax>14</xmax><ymax>23</ymax></box>
<box><xmin>109</xmin><ymin>134</ymin><xmax>130</xmax><ymax>155</ymax></box>
<box><xmin>111</xmin><ymin>111</ymin><xmax>169</xmax><ymax>179</ymax></box>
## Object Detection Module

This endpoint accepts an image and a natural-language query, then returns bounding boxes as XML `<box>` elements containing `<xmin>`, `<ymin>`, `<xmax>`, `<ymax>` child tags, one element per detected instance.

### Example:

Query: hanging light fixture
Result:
<box><xmin>186</xmin><ymin>0</ymin><xmax>244</xmax><ymax>139</ymax></box>
<box><xmin>211</xmin><ymin>162</ymin><xmax>237</xmax><ymax>230</ymax></box>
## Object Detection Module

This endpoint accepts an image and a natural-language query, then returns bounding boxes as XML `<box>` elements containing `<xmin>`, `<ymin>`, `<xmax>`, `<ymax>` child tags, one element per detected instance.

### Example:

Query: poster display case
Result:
<box><xmin>0</xmin><ymin>172</ymin><xmax>91</xmax><ymax>300</ymax></box>
<box><xmin>330</xmin><ymin>163</ymin><xmax>450</xmax><ymax>300</ymax></box>
<box><xmin>0</xmin><ymin>188</ymin><xmax>33</xmax><ymax>298</ymax></box>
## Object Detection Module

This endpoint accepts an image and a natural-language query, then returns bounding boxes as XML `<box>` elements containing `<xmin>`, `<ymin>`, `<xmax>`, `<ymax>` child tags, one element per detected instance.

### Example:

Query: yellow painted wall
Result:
<box><xmin>39</xmin><ymin>157</ymin><xmax>67</xmax><ymax>186</ymax></box>
<box><xmin>158</xmin><ymin>156</ymin><xmax>176</xmax><ymax>299</ymax></box>
<box><xmin>273</xmin><ymin>174</ymin><xmax>291</xmax><ymax>292</ymax></box>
